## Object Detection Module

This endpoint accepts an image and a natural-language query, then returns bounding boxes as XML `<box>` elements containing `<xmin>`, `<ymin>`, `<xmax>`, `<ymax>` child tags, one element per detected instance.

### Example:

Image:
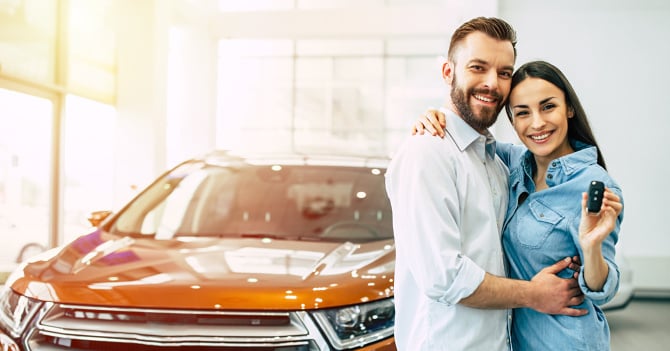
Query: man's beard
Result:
<box><xmin>450</xmin><ymin>75</ymin><xmax>503</xmax><ymax>131</ymax></box>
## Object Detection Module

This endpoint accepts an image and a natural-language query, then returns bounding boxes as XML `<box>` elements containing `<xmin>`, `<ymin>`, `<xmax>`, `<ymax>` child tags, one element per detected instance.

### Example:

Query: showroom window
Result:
<box><xmin>0</xmin><ymin>88</ymin><xmax>53</xmax><ymax>267</ymax></box>
<box><xmin>216</xmin><ymin>38</ymin><xmax>446</xmax><ymax>156</ymax></box>
<box><xmin>0</xmin><ymin>0</ymin><xmax>117</xmax><ymax>271</ymax></box>
<box><xmin>62</xmin><ymin>95</ymin><xmax>116</xmax><ymax>243</ymax></box>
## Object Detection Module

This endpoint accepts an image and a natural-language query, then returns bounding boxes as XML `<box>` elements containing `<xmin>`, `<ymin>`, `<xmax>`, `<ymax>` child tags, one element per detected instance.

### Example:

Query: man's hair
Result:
<box><xmin>447</xmin><ymin>17</ymin><xmax>517</xmax><ymax>62</ymax></box>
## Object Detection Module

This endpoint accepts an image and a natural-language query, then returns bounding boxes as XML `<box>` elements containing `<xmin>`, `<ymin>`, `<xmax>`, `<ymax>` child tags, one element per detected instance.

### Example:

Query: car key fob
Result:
<box><xmin>587</xmin><ymin>180</ymin><xmax>605</xmax><ymax>213</ymax></box>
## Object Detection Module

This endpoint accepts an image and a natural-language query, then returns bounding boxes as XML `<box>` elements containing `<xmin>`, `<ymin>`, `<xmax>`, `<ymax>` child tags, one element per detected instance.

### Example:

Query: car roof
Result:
<box><xmin>195</xmin><ymin>150</ymin><xmax>390</xmax><ymax>169</ymax></box>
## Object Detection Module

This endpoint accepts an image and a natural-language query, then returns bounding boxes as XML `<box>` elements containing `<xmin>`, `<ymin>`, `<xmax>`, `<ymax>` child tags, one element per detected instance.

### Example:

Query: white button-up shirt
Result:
<box><xmin>385</xmin><ymin>109</ymin><xmax>510</xmax><ymax>350</ymax></box>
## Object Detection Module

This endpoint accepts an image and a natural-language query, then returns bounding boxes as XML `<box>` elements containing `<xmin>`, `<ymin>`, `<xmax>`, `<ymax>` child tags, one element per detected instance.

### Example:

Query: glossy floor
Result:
<box><xmin>607</xmin><ymin>298</ymin><xmax>670</xmax><ymax>351</ymax></box>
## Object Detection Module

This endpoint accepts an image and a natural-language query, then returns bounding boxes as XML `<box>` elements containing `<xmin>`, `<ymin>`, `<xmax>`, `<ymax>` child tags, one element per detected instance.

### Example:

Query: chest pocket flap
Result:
<box><xmin>513</xmin><ymin>199</ymin><xmax>564</xmax><ymax>249</ymax></box>
<box><xmin>529</xmin><ymin>199</ymin><xmax>562</xmax><ymax>225</ymax></box>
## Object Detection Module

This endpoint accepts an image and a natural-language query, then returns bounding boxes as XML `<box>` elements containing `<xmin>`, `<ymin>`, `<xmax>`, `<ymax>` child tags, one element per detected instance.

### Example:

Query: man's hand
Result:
<box><xmin>411</xmin><ymin>109</ymin><xmax>447</xmax><ymax>137</ymax></box>
<box><xmin>528</xmin><ymin>257</ymin><xmax>588</xmax><ymax>316</ymax></box>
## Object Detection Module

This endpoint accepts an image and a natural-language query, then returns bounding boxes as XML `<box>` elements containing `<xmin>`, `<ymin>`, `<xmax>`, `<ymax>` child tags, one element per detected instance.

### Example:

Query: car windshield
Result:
<box><xmin>108</xmin><ymin>160</ymin><xmax>393</xmax><ymax>243</ymax></box>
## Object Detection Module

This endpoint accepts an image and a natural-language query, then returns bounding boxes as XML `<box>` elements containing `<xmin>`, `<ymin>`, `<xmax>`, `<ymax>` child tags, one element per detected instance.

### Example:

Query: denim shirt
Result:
<box><xmin>497</xmin><ymin>140</ymin><xmax>624</xmax><ymax>351</ymax></box>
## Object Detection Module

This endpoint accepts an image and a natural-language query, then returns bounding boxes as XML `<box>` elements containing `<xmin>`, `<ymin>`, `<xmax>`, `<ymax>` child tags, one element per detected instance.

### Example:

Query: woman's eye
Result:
<box><xmin>542</xmin><ymin>103</ymin><xmax>556</xmax><ymax>111</ymax></box>
<box><xmin>514</xmin><ymin>111</ymin><xmax>529</xmax><ymax>118</ymax></box>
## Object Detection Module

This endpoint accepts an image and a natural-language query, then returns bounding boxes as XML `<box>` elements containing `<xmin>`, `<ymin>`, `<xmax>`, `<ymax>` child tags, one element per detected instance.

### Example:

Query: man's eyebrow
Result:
<box><xmin>468</xmin><ymin>58</ymin><xmax>488</xmax><ymax>66</ymax></box>
<box><xmin>468</xmin><ymin>59</ymin><xmax>513</xmax><ymax>72</ymax></box>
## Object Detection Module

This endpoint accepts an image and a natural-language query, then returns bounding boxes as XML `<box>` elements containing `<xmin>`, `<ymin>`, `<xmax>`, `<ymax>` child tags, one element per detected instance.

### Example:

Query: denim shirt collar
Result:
<box><xmin>516</xmin><ymin>140</ymin><xmax>598</xmax><ymax>188</ymax></box>
<box><xmin>440</xmin><ymin>107</ymin><xmax>496</xmax><ymax>161</ymax></box>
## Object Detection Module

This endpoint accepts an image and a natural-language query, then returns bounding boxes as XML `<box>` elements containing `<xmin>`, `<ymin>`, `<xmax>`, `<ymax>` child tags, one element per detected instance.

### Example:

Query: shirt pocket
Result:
<box><xmin>516</xmin><ymin>200</ymin><xmax>563</xmax><ymax>249</ymax></box>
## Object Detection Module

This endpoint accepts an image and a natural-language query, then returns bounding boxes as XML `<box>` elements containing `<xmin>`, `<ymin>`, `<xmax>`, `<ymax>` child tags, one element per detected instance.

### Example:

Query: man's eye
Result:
<box><xmin>500</xmin><ymin>71</ymin><xmax>512</xmax><ymax>78</ymax></box>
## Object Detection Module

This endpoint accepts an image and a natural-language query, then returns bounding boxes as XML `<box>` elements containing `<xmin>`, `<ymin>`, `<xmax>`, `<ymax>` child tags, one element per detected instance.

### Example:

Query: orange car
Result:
<box><xmin>0</xmin><ymin>151</ymin><xmax>396</xmax><ymax>351</ymax></box>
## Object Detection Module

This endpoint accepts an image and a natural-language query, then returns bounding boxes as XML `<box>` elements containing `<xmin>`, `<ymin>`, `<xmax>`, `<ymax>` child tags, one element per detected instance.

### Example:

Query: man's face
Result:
<box><xmin>444</xmin><ymin>32</ymin><xmax>515</xmax><ymax>133</ymax></box>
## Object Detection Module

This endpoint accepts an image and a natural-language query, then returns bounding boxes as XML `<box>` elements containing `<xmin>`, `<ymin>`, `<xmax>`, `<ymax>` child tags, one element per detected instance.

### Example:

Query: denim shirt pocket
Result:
<box><xmin>517</xmin><ymin>200</ymin><xmax>564</xmax><ymax>249</ymax></box>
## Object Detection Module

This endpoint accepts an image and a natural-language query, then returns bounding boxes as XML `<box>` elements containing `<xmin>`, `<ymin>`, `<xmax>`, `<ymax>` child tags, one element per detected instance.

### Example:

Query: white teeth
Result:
<box><xmin>530</xmin><ymin>133</ymin><xmax>550</xmax><ymax>141</ymax></box>
<box><xmin>474</xmin><ymin>94</ymin><xmax>494</xmax><ymax>103</ymax></box>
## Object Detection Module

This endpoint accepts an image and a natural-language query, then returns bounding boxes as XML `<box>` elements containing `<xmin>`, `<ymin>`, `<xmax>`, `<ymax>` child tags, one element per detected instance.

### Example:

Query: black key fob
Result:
<box><xmin>587</xmin><ymin>180</ymin><xmax>605</xmax><ymax>213</ymax></box>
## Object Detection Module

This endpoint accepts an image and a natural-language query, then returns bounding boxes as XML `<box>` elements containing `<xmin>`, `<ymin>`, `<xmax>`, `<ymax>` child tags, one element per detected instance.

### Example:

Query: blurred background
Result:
<box><xmin>0</xmin><ymin>0</ymin><xmax>668</xmax><ymax>299</ymax></box>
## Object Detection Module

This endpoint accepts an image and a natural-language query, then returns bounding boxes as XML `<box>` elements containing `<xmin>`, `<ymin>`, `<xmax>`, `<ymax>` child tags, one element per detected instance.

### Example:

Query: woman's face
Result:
<box><xmin>509</xmin><ymin>77</ymin><xmax>574</xmax><ymax>163</ymax></box>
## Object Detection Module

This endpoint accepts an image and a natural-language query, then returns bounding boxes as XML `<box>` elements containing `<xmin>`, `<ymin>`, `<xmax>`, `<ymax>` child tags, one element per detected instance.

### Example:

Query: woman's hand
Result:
<box><xmin>578</xmin><ymin>187</ymin><xmax>622</xmax><ymax>291</ymax></box>
<box><xmin>578</xmin><ymin>187</ymin><xmax>622</xmax><ymax>252</ymax></box>
<box><xmin>410</xmin><ymin>109</ymin><xmax>447</xmax><ymax>138</ymax></box>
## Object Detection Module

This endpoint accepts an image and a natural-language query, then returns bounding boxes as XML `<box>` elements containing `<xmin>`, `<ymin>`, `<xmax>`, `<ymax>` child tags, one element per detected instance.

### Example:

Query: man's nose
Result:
<box><xmin>482</xmin><ymin>70</ymin><xmax>499</xmax><ymax>90</ymax></box>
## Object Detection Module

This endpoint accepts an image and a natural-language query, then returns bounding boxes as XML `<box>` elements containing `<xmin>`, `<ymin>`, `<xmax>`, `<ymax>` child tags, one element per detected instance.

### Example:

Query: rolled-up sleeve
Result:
<box><xmin>386</xmin><ymin>135</ymin><xmax>485</xmax><ymax>305</ymax></box>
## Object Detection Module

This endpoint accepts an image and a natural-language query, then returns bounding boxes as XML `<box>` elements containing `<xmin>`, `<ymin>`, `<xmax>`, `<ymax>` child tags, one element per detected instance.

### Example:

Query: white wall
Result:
<box><xmin>499</xmin><ymin>0</ymin><xmax>670</xmax><ymax>293</ymax></box>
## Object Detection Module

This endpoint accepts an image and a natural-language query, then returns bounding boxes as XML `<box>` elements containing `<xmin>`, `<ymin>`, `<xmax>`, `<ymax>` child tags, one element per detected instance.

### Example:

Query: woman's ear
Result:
<box><xmin>568</xmin><ymin>106</ymin><xmax>575</xmax><ymax>118</ymax></box>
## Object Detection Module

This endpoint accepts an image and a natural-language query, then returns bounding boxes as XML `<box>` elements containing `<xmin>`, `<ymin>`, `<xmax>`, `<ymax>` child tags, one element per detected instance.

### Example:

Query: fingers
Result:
<box><xmin>543</xmin><ymin>257</ymin><xmax>572</xmax><ymax>274</ymax></box>
<box><xmin>431</xmin><ymin>110</ymin><xmax>446</xmax><ymax>138</ymax></box>
<box><xmin>572</xmin><ymin>255</ymin><xmax>582</xmax><ymax>266</ymax></box>
<box><xmin>602</xmin><ymin>188</ymin><xmax>623</xmax><ymax>216</ymax></box>
<box><xmin>580</xmin><ymin>192</ymin><xmax>589</xmax><ymax>215</ymax></box>
<box><xmin>410</xmin><ymin>109</ymin><xmax>447</xmax><ymax>138</ymax></box>
<box><xmin>568</xmin><ymin>261</ymin><xmax>581</xmax><ymax>273</ymax></box>
<box><xmin>566</xmin><ymin>277</ymin><xmax>580</xmax><ymax>289</ymax></box>
<box><xmin>411</xmin><ymin>122</ymin><xmax>423</xmax><ymax>135</ymax></box>
<box><xmin>559</xmin><ymin>307</ymin><xmax>588</xmax><ymax>317</ymax></box>
<box><xmin>569</xmin><ymin>294</ymin><xmax>586</xmax><ymax>306</ymax></box>
<box><xmin>420</xmin><ymin>115</ymin><xmax>439</xmax><ymax>136</ymax></box>
<box><xmin>437</xmin><ymin>110</ymin><xmax>446</xmax><ymax>127</ymax></box>
<box><xmin>423</xmin><ymin>109</ymin><xmax>445</xmax><ymax>138</ymax></box>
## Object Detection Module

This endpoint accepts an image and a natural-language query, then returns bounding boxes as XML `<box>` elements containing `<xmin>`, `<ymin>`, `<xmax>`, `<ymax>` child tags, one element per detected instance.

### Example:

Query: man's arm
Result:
<box><xmin>460</xmin><ymin>257</ymin><xmax>587</xmax><ymax>316</ymax></box>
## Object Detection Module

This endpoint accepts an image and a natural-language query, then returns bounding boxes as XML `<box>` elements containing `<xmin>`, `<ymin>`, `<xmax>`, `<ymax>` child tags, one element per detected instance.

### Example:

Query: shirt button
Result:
<box><xmin>547</xmin><ymin>174</ymin><xmax>553</xmax><ymax>179</ymax></box>
<box><xmin>552</xmin><ymin>161</ymin><xmax>557</xmax><ymax>167</ymax></box>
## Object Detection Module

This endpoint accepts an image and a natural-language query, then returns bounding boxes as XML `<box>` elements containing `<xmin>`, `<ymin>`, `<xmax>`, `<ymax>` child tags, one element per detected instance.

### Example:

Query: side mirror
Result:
<box><xmin>87</xmin><ymin>210</ymin><xmax>112</xmax><ymax>227</ymax></box>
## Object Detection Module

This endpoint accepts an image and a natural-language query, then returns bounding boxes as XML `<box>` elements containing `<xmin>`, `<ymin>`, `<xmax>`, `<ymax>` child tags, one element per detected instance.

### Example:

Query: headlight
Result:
<box><xmin>0</xmin><ymin>286</ymin><xmax>42</xmax><ymax>338</ymax></box>
<box><xmin>311</xmin><ymin>298</ymin><xmax>394</xmax><ymax>350</ymax></box>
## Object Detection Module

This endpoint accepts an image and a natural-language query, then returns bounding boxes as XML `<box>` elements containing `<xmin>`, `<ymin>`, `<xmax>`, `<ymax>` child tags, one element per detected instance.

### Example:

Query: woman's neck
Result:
<box><xmin>531</xmin><ymin>140</ymin><xmax>576</xmax><ymax>191</ymax></box>
<box><xmin>533</xmin><ymin>160</ymin><xmax>550</xmax><ymax>191</ymax></box>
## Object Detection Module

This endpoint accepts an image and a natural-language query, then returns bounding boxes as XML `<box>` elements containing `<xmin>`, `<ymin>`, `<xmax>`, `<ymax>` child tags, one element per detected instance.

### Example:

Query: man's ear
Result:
<box><xmin>442</xmin><ymin>61</ymin><xmax>454</xmax><ymax>85</ymax></box>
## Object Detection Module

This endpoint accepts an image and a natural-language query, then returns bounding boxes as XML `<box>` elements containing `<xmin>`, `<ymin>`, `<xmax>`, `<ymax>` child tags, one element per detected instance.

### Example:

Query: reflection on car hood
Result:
<box><xmin>13</xmin><ymin>230</ymin><xmax>395</xmax><ymax>310</ymax></box>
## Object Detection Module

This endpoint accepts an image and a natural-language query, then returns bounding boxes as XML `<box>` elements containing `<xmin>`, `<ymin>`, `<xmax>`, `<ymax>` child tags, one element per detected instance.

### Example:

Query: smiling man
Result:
<box><xmin>385</xmin><ymin>17</ymin><xmax>587</xmax><ymax>350</ymax></box>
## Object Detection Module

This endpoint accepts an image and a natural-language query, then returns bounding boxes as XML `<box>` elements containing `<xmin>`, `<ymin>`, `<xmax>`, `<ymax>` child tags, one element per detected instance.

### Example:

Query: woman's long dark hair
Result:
<box><xmin>504</xmin><ymin>61</ymin><xmax>607</xmax><ymax>170</ymax></box>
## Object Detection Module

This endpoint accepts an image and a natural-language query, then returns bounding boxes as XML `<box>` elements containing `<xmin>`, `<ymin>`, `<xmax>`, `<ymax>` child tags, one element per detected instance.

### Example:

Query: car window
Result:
<box><xmin>110</xmin><ymin>161</ymin><xmax>392</xmax><ymax>243</ymax></box>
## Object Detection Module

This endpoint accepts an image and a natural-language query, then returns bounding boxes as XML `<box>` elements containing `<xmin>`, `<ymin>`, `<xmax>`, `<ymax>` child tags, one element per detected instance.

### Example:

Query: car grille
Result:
<box><xmin>25</xmin><ymin>303</ymin><xmax>326</xmax><ymax>350</ymax></box>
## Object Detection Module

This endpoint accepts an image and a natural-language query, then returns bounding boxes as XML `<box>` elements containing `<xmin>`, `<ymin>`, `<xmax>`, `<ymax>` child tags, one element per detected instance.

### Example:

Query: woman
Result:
<box><xmin>413</xmin><ymin>60</ymin><xmax>624</xmax><ymax>350</ymax></box>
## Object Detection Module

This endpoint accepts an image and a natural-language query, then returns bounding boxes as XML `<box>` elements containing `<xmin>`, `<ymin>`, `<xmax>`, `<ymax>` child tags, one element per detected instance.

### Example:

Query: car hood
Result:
<box><xmin>10</xmin><ymin>230</ymin><xmax>395</xmax><ymax>310</ymax></box>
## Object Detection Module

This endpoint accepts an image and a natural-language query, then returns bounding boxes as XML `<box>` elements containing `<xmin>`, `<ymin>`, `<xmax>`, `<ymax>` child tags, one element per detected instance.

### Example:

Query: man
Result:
<box><xmin>385</xmin><ymin>17</ymin><xmax>586</xmax><ymax>350</ymax></box>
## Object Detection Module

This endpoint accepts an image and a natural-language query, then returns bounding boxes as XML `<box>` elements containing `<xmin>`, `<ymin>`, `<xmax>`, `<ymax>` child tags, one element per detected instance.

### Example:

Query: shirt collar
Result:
<box><xmin>440</xmin><ymin>107</ymin><xmax>497</xmax><ymax>161</ymax></box>
<box><xmin>520</xmin><ymin>139</ymin><xmax>598</xmax><ymax>177</ymax></box>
